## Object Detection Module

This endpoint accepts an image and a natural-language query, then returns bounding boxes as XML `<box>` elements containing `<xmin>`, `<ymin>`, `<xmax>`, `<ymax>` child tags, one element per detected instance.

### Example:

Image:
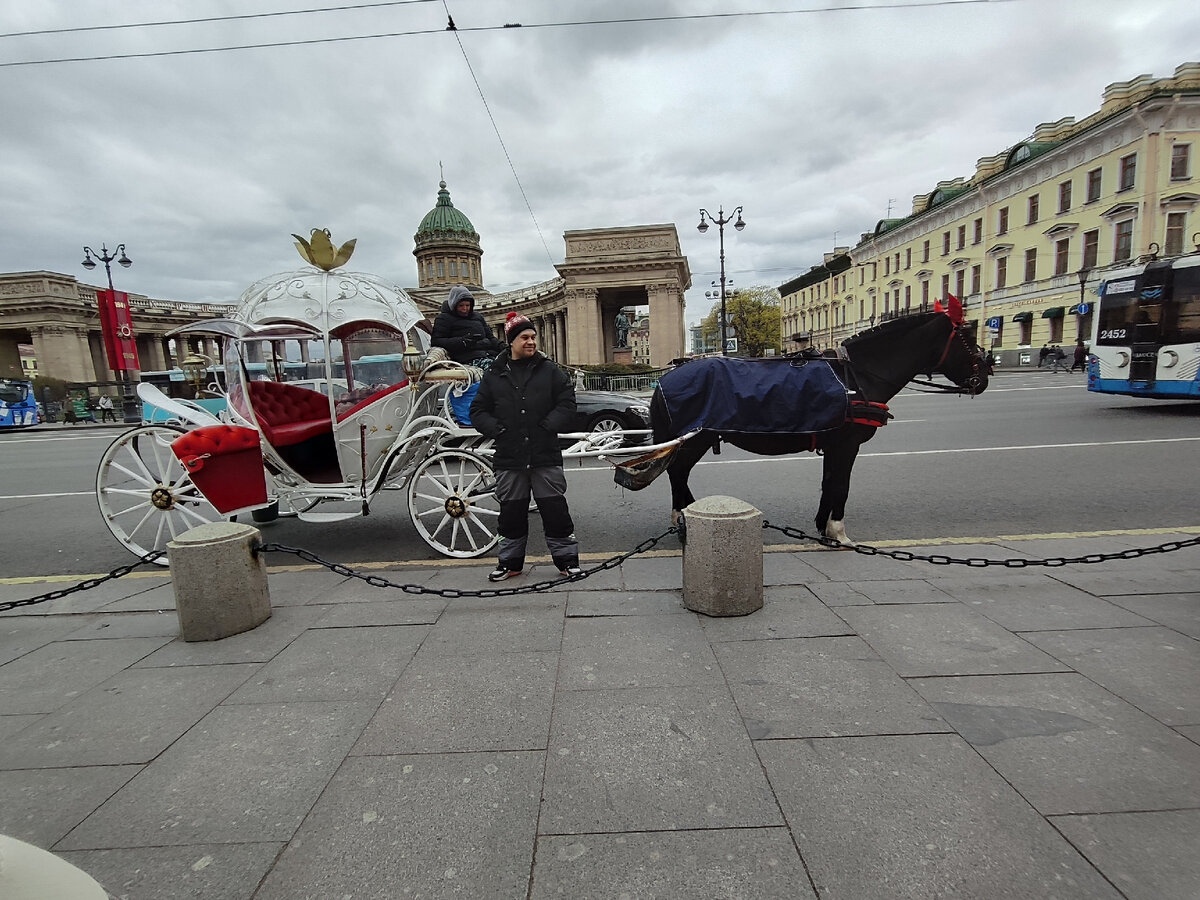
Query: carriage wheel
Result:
<box><xmin>96</xmin><ymin>424</ymin><xmax>225</xmax><ymax>565</ymax></box>
<box><xmin>407</xmin><ymin>450</ymin><xmax>500</xmax><ymax>558</ymax></box>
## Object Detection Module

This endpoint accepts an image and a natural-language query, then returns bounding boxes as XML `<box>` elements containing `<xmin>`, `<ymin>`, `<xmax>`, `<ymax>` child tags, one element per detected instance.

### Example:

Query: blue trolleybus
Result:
<box><xmin>0</xmin><ymin>379</ymin><xmax>38</xmax><ymax>428</ymax></box>
<box><xmin>1089</xmin><ymin>252</ymin><xmax>1200</xmax><ymax>399</ymax></box>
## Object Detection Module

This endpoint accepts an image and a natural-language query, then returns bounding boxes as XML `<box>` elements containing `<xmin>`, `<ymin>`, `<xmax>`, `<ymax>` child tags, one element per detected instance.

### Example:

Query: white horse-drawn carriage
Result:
<box><xmin>95</xmin><ymin>232</ymin><xmax>651</xmax><ymax>564</ymax></box>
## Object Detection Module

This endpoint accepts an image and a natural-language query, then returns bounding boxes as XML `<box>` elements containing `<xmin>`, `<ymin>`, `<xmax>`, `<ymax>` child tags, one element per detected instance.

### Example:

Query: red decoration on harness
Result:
<box><xmin>847</xmin><ymin>400</ymin><xmax>891</xmax><ymax>428</ymax></box>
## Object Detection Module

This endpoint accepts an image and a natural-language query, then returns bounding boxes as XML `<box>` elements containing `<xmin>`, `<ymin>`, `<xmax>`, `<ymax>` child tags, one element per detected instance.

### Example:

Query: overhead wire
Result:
<box><xmin>0</xmin><ymin>0</ymin><xmax>1025</xmax><ymax>68</ymax></box>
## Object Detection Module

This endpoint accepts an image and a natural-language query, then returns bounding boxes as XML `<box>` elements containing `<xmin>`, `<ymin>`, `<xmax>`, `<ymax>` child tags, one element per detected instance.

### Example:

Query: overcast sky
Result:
<box><xmin>2</xmin><ymin>0</ymin><xmax>1197</xmax><ymax>326</ymax></box>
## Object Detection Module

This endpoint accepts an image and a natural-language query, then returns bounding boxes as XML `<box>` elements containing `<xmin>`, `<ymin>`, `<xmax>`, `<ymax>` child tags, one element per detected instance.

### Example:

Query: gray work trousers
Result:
<box><xmin>494</xmin><ymin>467</ymin><xmax>578</xmax><ymax>573</ymax></box>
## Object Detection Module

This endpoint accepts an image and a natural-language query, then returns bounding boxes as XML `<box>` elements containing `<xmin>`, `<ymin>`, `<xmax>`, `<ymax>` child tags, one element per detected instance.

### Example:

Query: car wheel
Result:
<box><xmin>588</xmin><ymin>413</ymin><xmax>626</xmax><ymax>435</ymax></box>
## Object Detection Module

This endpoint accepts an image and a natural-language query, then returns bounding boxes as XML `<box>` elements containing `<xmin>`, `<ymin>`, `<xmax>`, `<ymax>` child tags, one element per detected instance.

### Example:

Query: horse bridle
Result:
<box><xmin>907</xmin><ymin>323</ymin><xmax>988</xmax><ymax>396</ymax></box>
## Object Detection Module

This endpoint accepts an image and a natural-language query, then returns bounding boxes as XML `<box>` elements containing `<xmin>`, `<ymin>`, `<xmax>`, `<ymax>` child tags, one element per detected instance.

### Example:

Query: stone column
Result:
<box><xmin>31</xmin><ymin>326</ymin><xmax>93</xmax><ymax>383</ymax></box>
<box><xmin>647</xmin><ymin>283</ymin><xmax>685</xmax><ymax>367</ymax></box>
<box><xmin>565</xmin><ymin>287</ymin><xmax>604</xmax><ymax>365</ymax></box>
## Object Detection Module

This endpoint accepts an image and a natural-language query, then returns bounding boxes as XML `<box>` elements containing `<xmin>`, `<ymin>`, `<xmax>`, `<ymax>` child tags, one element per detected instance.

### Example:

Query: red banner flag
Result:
<box><xmin>96</xmin><ymin>289</ymin><xmax>140</xmax><ymax>371</ymax></box>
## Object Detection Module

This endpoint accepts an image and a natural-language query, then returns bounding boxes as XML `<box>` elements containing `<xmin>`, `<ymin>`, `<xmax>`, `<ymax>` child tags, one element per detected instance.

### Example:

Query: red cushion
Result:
<box><xmin>247</xmin><ymin>381</ymin><xmax>332</xmax><ymax>447</ymax></box>
<box><xmin>172</xmin><ymin>424</ymin><xmax>260</xmax><ymax>461</ymax></box>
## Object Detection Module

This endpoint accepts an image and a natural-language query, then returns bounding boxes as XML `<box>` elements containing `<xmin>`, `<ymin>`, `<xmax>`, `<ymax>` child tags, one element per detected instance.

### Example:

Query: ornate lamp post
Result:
<box><xmin>81</xmin><ymin>243</ymin><xmax>138</xmax><ymax>423</ymax></box>
<box><xmin>697</xmin><ymin>206</ymin><xmax>745</xmax><ymax>356</ymax></box>
<box><xmin>1076</xmin><ymin>265</ymin><xmax>1091</xmax><ymax>344</ymax></box>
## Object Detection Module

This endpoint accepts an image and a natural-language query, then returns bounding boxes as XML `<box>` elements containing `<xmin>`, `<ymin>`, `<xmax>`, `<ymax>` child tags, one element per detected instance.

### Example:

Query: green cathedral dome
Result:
<box><xmin>416</xmin><ymin>181</ymin><xmax>476</xmax><ymax>236</ymax></box>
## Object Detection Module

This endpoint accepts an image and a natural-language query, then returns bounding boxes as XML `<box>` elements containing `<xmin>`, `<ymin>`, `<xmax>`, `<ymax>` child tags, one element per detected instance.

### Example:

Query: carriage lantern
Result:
<box><xmin>180</xmin><ymin>354</ymin><xmax>210</xmax><ymax>393</ymax></box>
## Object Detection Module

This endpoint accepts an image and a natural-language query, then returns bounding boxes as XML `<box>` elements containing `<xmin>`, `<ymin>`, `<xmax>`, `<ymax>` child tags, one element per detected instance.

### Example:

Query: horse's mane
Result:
<box><xmin>843</xmin><ymin>311</ymin><xmax>943</xmax><ymax>348</ymax></box>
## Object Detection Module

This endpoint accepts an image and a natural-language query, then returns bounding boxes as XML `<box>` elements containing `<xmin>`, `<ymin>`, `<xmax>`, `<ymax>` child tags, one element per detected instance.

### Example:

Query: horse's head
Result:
<box><xmin>933</xmin><ymin>295</ymin><xmax>990</xmax><ymax>395</ymax></box>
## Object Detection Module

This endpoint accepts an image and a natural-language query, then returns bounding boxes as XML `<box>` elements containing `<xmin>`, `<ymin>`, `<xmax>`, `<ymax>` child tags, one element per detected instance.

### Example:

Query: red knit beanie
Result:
<box><xmin>504</xmin><ymin>312</ymin><xmax>535</xmax><ymax>344</ymax></box>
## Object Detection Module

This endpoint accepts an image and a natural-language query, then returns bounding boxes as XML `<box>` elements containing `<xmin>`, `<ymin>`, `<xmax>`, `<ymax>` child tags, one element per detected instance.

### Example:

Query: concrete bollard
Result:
<box><xmin>681</xmin><ymin>495</ymin><xmax>763</xmax><ymax>617</ymax></box>
<box><xmin>0</xmin><ymin>834</ymin><xmax>108</xmax><ymax>899</ymax></box>
<box><xmin>167</xmin><ymin>522</ymin><xmax>271</xmax><ymax>641</ymax></box>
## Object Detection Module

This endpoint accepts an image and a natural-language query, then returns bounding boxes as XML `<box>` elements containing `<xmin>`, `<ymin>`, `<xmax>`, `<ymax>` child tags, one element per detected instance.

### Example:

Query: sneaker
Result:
<box><xmin>488</xmin><ymin>567</ymin><xmax>521</xmax><ymax>583</ymax></box>
<box><xmin>559</xmin><ymin>566</ymin><xmax>583</xmax><ymax>578</ymax></box>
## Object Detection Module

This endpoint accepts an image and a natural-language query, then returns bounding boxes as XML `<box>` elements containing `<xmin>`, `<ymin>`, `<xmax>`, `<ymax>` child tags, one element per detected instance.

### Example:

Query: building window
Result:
<box><xmin>1058</xmin><ymin>180</ymin><xmax>1072</xmax><ymax>213</ymax></box>
<box><xmin>884</xmin><ymin>257</ymin><xmax>890</xmax><ymax>276</ymax></box>
<box><xmin>970</xmin><ymin>264</ymin><xmax>981</xmax><ymax>295</ymax></box>
<box><xmin>1170</xmin><ymin>144</ymin><xmax>1191</xmax><ymax>180</ymax></box>
<box><xmin>1118</xmin><ymin>153</ymin><xmax>1136</xmax><ymax>192</ymax></box>
<box><xmin>905</xmin><ymin>248</ymin><xmax>911</xmax><ymax>269</ymax></box>
<box><xmin>894</xmin><ymin>252</ymin><xmax>900</xmax><ymax>272</ymax></box>
<box><xmin>1082</xmin><ymin>229</ymin><xmax>1099</xmax><ymax>269</ymax></box>
<box><xmin>921</xmin><ymin>280</ymin><xmax>929</xmax><ymax>305</ymax></box>
<box><xmin>941</xmin><ymin>274</ymin><xmax>950</xmax><ymax>299</ymax></box>
<box><xmin>1114</xmin><ymin>220</ymin><xmax>1134</xmax><ymax>261</ymax></box>
<box><xmin>1165</xmin><ymin>211</ymin><xmax>1187</xmax><ymax>256</ymax></box>
<box><xmin>973</xmin><ymin>218</ymin><xmax>982</xmax><ymax>245</ymax></box>
<box><xmin>942</xmin><ymin>231</ymin><xmax>951</xmax><ymax>255</ymax></box>
<box><xmin>955</xmin><ymin>225</ymin><xmax>965</xmax><ymax>250</ymax></box>
<box><xmin>996</xmin><ymin>256</ymin><xmax>1008</xmax><ymax>289</ymax></box>
<box><xmin>436</xmin><ymin>260</ymin><xmax>445</xmax><ymax>277</ymax></box>
<box><xmin>1055</xmin><ymin>238</ymin><xmax>1070</xmax><ymax>276</ymax></box>
<box><xmin>449</xmin><ymin>260</ymin><xmax>458</xmax><ymax>277</ymax></box>
<box><xmin>1024</xmin><ymin>248</ymin><xmax>1037</xmax><ymax>282</ymax></box>
<box><xmin>922</xmin><ymin>240</ymin><xmax>930</xmax><ymax>263</ymax></box>
<box><xmin>1048</xmin><ymin>316</ymin><xmax>1064</xmax><ymax>344</ymax></box>
<box><xmin>904</xmin><ymin>285</ymin><xmax>911</xmax><ymax>309</ymax></box>
<box><xmin>955</xmin><ymin>269</ymin><xmax>965</xmax><ymax>298</ymax></box>
<box><xmin>997</xmin><ymin>207</ymin><xmax>1009</xmax><ymax>235</ymax></box>
<box><xmin>1027</xmin><ymin>194</ymin><xmax>1039</xmax><ymax>225</ymax></box>
<box><xmin>1086</xmin><ymin>167</ymin><xmax>1102</xmax><ymax>203</ymax></box>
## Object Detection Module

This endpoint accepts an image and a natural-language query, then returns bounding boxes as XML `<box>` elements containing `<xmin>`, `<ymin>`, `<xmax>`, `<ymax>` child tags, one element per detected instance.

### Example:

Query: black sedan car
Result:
<box><xmin>570</xmin><ymin>390</ymin><xmax>651</xmax><ymax>445</ymax></box>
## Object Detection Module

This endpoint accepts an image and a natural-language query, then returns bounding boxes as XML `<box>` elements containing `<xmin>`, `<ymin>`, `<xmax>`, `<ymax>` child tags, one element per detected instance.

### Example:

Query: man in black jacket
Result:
<box><xmin>431</xmin><ymin>285</ymin><xmax>505</xmax><ymax>365</ymax></box>
<box><xmin>470</xmin><ymin>312</ymin><xmax>581</xmax><ymax>581</ymax></box>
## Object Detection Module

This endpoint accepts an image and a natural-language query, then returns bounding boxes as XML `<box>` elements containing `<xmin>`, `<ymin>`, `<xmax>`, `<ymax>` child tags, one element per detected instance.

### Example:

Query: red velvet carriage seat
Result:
<box><xmin>171</xmin><ymin>425</ymin><xmax>268</xmax><ymax>515</ymax></box>
<box><xmin>246</xmin><ymin>381</ymin><xmax>332</xmax><ymax>447</ymax></box>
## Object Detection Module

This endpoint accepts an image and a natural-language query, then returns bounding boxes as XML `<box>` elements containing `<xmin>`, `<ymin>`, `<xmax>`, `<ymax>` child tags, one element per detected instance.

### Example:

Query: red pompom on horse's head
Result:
<box><xmin>937</xmin><ymin>294</ymin><xmax>965</xmax><ymax>325</ymax></box>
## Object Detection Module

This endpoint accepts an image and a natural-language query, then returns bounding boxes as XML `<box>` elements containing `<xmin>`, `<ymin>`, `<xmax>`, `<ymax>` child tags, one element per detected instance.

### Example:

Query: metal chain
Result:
<box><xmin>257</xmin><ymin>527</ymin><xmax>680</xmax><ymax>598</ymax></box>
<box><xmin>762</xmin><ymin>521</ymin><xmax>1200</xmax><ymax>567</ymax></box>
<box><xmin>0</xmin><ymin>551</ymin><xmax>165</xmax><ymax>613</ymax></box>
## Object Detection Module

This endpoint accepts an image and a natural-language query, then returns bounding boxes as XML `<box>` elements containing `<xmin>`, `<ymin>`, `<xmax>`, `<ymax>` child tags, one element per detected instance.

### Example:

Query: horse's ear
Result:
<box><xmin>947</xmin><ymin>293</ymin><xmax>964</xmax><ymax>325</ymax></box>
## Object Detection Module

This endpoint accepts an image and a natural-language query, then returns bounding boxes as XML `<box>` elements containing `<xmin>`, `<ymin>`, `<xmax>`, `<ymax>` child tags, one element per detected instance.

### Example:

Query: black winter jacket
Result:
<box><xmin>469</xmin><ymin>351</ymin><xmax>576</xmax><ymax>469</ymax></box>
<box><xmin>431</xmin><ymin>287</ymin><xmax>504</xmax><ymax>364</ymax></box>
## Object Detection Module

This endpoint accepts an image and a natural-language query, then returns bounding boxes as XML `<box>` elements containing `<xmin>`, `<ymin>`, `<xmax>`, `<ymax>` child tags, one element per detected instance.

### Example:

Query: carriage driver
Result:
<box><xmin>431</xmin><ymin>284</ymin><xmax>506</xmax><ymax>366</ymax></box>
<box><xmin>469</xmin><ymin>312</ymin><xmax>583</xmax><ymax>582</ymax></box>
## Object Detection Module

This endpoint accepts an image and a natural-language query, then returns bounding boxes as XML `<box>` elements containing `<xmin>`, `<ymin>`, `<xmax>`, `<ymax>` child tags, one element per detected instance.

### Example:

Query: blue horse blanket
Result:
<box><xmin>658</xmin><ymin>357</ymin><xmax>849</xmax><ymax>435</ymax></box>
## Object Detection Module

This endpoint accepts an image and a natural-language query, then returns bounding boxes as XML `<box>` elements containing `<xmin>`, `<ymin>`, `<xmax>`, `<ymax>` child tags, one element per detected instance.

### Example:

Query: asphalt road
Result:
<box><xmin>2</xmin><ymin>369</ymin><xmax>1198</xmax><ymax>578</ymax></box>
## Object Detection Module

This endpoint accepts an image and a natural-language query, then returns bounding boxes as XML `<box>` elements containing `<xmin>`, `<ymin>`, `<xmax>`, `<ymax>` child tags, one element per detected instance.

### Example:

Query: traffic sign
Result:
<box><xmin>725</xmin><ymin>337</ymin><xmax>738</xmax><ymax>352</ymax></box>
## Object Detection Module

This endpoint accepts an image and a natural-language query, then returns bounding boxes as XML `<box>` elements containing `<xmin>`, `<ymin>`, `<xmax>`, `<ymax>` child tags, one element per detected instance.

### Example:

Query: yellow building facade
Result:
<box><xmin>781</xmin><ymin>62</ymin><xmax>1200</xmax><ymax>366</ymax></box>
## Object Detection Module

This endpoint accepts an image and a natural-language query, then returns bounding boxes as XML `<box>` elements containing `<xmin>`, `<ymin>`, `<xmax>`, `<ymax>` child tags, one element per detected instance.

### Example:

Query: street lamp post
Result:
<box><xmin>82</xmin><ymin>243</ymin><xmax>138</xmax><ymax>423</ymax></box>
<box><xmin>1077</xmin><ymin>265</ymin><xmax>1091</xmax><ymax>343</ymax></box>
<box><xmin>697</xmin><ymin>206</ymin><xmax>745</xmax><ymax>356</ymax></box>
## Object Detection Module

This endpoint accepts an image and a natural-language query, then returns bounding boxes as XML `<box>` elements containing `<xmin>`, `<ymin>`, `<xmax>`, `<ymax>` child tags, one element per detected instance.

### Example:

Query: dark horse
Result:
<box><xmin>649</xmin><ymin>302</ymin><xmax>990</xmax><ymax>545</ymax></box>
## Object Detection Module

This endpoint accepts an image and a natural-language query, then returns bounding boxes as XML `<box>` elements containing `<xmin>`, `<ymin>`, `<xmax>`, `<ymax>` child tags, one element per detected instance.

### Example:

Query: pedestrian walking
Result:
<box><xmin>1070</xmin><ymin>340</ymin><xmax>1087</xmax><ymax>373</ymax></box>
<box><xmin>1049</xmin><ymin>345</ymin><xmax>1069</xmax><ymax>373</ymax></box>
<box><xmin>1038</xmin><ymin>344</ymin><xmax>1050</xmax><ymax>367</ymax></box>
<box><xmin>470</xmin><ymin>312</ymin><xmax>581</xmax><ymax>582</ymax></box>
<box><xmin>97</xmin><ymin>394</ymin><xmax>116</xmax><ymax>422</ymax></box>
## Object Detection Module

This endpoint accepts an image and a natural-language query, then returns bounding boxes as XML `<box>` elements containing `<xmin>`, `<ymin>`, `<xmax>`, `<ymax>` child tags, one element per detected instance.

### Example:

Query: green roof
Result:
<box><xmin>417</xmin><ymin>181</ymin><xmax>476</xmax><ymax>235</ymax></box>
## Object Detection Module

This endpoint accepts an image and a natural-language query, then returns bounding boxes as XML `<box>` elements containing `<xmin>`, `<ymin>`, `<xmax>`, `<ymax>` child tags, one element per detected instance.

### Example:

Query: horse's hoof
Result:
<box><xmin>671</xmin><ymin>509</ymin><xmax>683</xmax><ymax>527</ymax></box>
<box><xmin>824</xmin><ymin>520</ymin><xmax>856</xmax><ymax>548</ymax></box>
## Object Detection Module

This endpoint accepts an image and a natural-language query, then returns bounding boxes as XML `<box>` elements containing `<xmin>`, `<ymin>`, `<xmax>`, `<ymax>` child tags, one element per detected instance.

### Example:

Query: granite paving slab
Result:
<box><xmin>61</xmin><ymin>610</ymin><xmax>186</xmax><ymax>640</ymax></box>
<box><xmin>566</xmin><ymin>590</ymin><xmax>684</xmax><ymax>617</ymax></box>
<box><xmin>617</xmin><ymin>554</ymin><xmax>684</xmax><ymax>590</ymax></box>
<box><xmin>308</xmin><ymin>597</ymin><xmax>445</xmax><ymax>627</ymax></box>
<box><xmin>1177</xmin><ymin>724</ymin><xmax>1200</xmax><ymax>745</ymax></box>
<box><xmin>0</xmin><ymin>714</ymin><xmax>40</xmax><ymax>740</ymax></box>
<box><xmin>0</xmin><ymin>575</ymin><xmax>165</xmax><ymax>617</ymax></box>
<box><xmin>0</xmin><ymin>636</ymin><xmax>174</xmax><ymax>715</ymax></box>
<box><xmin>1024</xmin><ymin>626</ymin><xmax>1200</xmax><ymax>725</ymax></box>
<box><xmin>131</xmin><ymin>605</ymin><xmax>331</xmax><ymax>667</ymax></box>
<box><xmin>762</xmin><ymin>551</ymin><xmax>832</xmax><ymax>586</ymax></box>
<box><xmin>57</xmin><ymin>700</ymin><xmax>377</xmax><ymax>849</ymax></box>
<box><xmin>930</xmin><ymin>572</ymin><xmax>1157</xmax><ymax>631</ymax></box>
<box><xmin>542</xmin><ymin>685</ymin><xmax>780</xmax><ymax>834</ymax></box>
<box><xmin>352</xmin><ymin>649</ymin><xmax>558</xmax><ymax>754</ymax></box>
<box><xmin>558</xmin><ymin>614</ymin><xmax>722</xmax><ymax>690</ymax></box>
<box><xmin>700</xmin><ymin>588</ymin><xmax>851</xmax><ymax>641</ymax></box>
<box><xmin>530</xmin><ymin>827</ymin><xmax>816</xmax><ymax>900</ymax></box>
<box><xmin>1103</xmin><ymin>592</ymin><xmax>1200</xmax><ymax>640</ymax></box>
<box><xmin>1050</xmin><ymin>809</ymin><xmax>1200</xmax><ymax>900</ymax></box>
<box><xmin>0</xmin><ymin>664</ymin><xmax>257</xmax><ymax>769</ymax></box>
<box><xmin>296</xmin><ymin>566</ymin><xmax>445</xmax><ymax>603</ymax></box>
<box><xmin>716</xmin><ymin>636</ymin><xmax>949</xmax><ymax>739</ymax></box>
<box><xmin>419</xmin><ymin>596</ymin><xmax>565</xmax><ymax>655</ymax></box>
<box><xmin>790</xmin><ymin>547</ymin><xmax>927</xmax><ymax>581</ymax></box>
<box><xmin>257</xmin><ymin>568</ymin><xmax>350</xmax><ymax>606</ymax></box>
<box><xmin>913</xmin><ymin>673</ymin><xmax>1200</xmax><ymax>814</ymax></box>
<box><xmin>223</xmin><ymin>624</ymin><xmax>426</xmax><ymax>705</ymax></box>
<box><xmin>95</xmin><ymin>581</ymin><xmax>177</xmax><ymax>612</ymax></box>
<box><xmin>0</xmin><ymin>765</ymin><xmax>141</xmax><ymax>848</ymax></box>
<box><xmin>842</xmin><ymin>578</ymin><xmax>957</xmax><ymax>604</ymax></box>
<box><xmin>805</xmin><ymin>581</ymin><xmax>872</xmax><ymax>606</ymax></box>
<box><xmin>0</xmin><ymin>614</ymin><xmax>92</xmax><ymax>665</ymax></box>
<box><xmin>837</xmin><ymin>602</ymin><xmax>1070</xmax><ymax>677</ymax></box>
<box><xmin>253</xmin><ymin>752</ymin><xmax>543</xmax><ymax>900</ymax></box>
<box><xmin>757</xmin><ymin>733</ymin><xmax>1123</xmax><ymax>900</ymax></box>
<box><xmin>59</xmin><ymin>842</ymin><xmax>285</xmax><ymax>900</ymax></box>
<box><xmin>1048</xmin><ymin>568</ymin><xmax>1200</xmax><ymax>596</ymax></box>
